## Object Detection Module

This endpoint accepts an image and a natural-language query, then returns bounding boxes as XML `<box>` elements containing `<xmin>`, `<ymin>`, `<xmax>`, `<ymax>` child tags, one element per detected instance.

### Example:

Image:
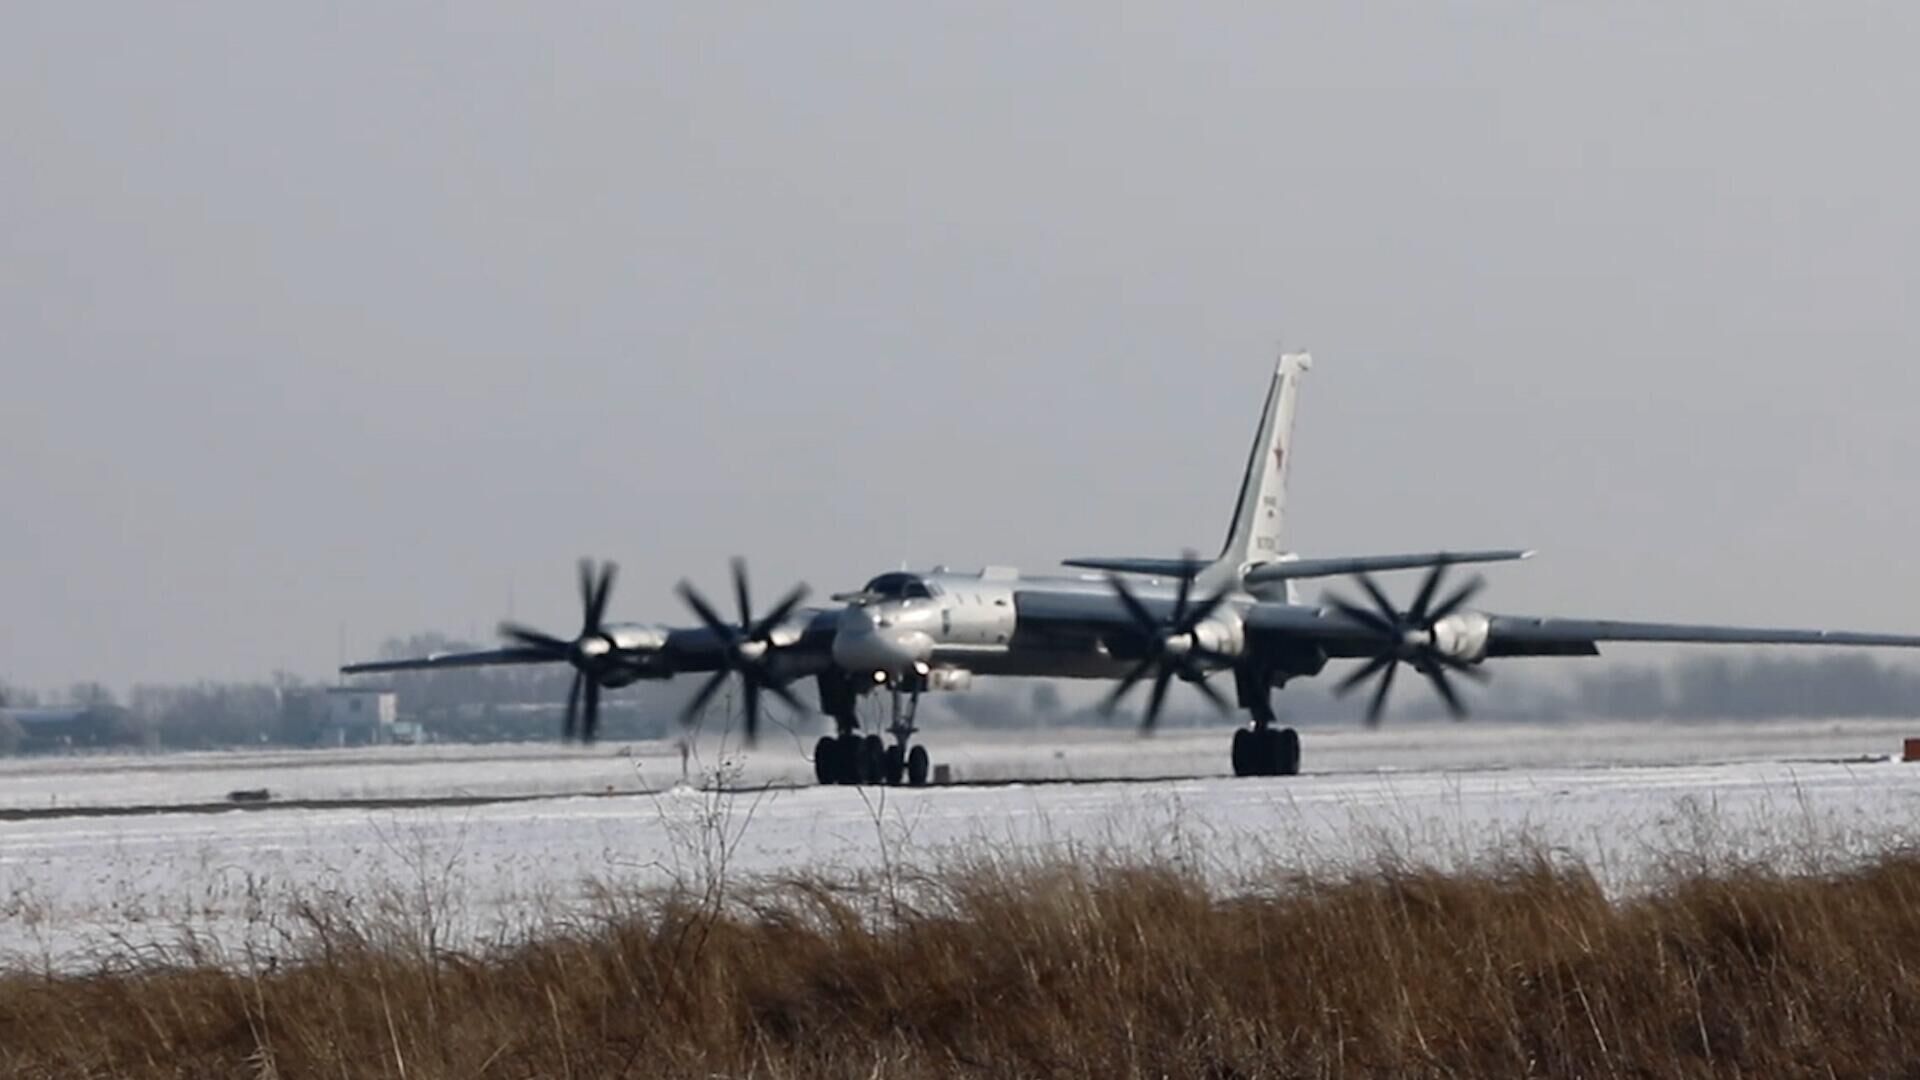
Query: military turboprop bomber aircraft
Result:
<box><xmin>346</xmin><ymin>353</ymin><xmax>1920</xmax><ymax>784</ymax></box>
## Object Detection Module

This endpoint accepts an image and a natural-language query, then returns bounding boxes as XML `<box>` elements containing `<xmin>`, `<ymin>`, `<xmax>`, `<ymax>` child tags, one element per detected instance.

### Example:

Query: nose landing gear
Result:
<box><xmin>884</xmin><ymin>681</ymin><xmax>933</xmax><ymax>787</ymax></box>
<box><xmin>812</xmin><ymin>672</ymin><xmax>934</xmax><ymax>786</ymax></box>
<box><xmin>881</xmin><ymin>742</ymin><xmax>930</xmax><ymax>787</ymax></box>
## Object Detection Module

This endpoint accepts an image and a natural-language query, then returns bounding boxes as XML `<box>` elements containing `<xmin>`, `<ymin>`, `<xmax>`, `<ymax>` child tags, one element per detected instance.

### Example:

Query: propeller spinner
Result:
<box><xmin>676</xmin><ymin>557</ymin><xmax>811</xmax><ymax>742</ymax></box>
<box><xmin>1325</xmin><ymin>564</ymin><xmax>1490</xmax><ymax>725</ymax></box>
<box><xmin>498</xmin><ymin>558</ymin><xmax>624</xmax><ymax>742</ymax></box>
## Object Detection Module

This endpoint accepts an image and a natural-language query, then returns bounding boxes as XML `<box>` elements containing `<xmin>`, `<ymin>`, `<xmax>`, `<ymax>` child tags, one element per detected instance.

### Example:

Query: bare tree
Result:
<box><xmin>0</xmin><ymin>678</ymin><xmax>39</xmax><ymax>709</ymax></box>
<box><xmin>67</xmin><ymin>681</ymin><xmax>116</xmax><ymax>708</ymax></box>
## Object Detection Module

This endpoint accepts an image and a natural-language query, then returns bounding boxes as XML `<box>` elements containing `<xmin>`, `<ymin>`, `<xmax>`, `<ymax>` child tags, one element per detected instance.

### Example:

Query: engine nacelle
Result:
<box><xmin>1429</xmin><ymin>612</ymin><xmax>1491</xmax><ymax>663</ymax></box>
<box><xmin>1188</xmin><ymin>616</ymin><xmax>1246</xmax><ymax>664</ymax></box>
<box><xmin>594</xmin><ymin>623</ymin><xmax>676</xmax><ymax>686</ymax></box>
<box><xmin>605</xmin><ymin>623</ymin><xmax>671</xmax><ymax>653</ymax></box>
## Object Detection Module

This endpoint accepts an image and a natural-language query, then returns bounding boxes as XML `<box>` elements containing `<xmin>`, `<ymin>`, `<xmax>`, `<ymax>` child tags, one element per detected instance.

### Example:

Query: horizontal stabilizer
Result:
<box><xmin>1243</xmin><ymin>549</ymin><xmax>1534</xmax><ymax>585</ymax></box>
<box><xmin>1060</xmin><ymin>556</ymin><xmax>1210</xmax><ymax>579</ymax></box>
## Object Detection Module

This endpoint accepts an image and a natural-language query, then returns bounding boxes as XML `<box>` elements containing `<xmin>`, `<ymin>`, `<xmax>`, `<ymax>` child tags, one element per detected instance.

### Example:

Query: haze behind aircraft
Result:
<box><xmin>347</xmin><ymin>354</ymin><xmax>1920</xmax><ymax>784</ymax></box>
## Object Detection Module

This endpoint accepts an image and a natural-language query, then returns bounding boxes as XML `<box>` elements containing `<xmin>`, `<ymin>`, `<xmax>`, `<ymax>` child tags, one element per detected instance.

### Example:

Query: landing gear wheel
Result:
<box><xmin>907</xmin><ymin>745</ymin><xmax>931</xmax><ymax>787</ymax></box>
<box><xmin>884</xmin><ymin>744</ymin><xmax>906</xmax><ymax>786</ymax></box>
<box><xmin>862</xmin><ymin>735</ymin><xmax>886</xmax><ymax>786</ymax></box>
<box><xmin>814</xmin><ymin>736</ymin><xmax>838</xmax><ymax>785</ymax></box>
<box><xmin>1254</xmin><ymin>728</ymin><xmax>1280</xmax><ymax>776</ymax></box>
<box><xmin>1232</xmin><ymin>726</ymin><xmax>1302</xmax><ymax>777</ymax></box>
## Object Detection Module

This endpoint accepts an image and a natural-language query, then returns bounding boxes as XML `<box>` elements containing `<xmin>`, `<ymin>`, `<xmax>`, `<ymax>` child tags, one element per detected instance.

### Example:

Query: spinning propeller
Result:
<box><xmin>676</xmin><ymin>557</ymin><xmax>810</xmax><ymax>742</ymax></box>
<box><xmin>499</xmin><ymin>558</ymin><xmax>623</xmax><ymax>742</ymax></box>
<box><xmin>1100</xmin><ymin>559</ymin><xmax>1235</xmax><ymax>731</ymax></box>
<box><xmin>1325</xmin><ymin>564</ymin><xmax>1488</xmax><ymax>725</ymax></box>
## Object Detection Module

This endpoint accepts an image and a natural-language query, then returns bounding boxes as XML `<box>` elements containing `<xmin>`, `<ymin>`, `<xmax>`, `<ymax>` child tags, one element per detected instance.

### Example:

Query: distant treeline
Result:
<box><xmin>4</xmin><ymin>640</ymin><xmax>1918</xmax><ymax>754</ymax></box>
<box><xmin>1568</xmin><ymin>652</ymin><xmax>1920</xmax><ymax>721</ymax></box>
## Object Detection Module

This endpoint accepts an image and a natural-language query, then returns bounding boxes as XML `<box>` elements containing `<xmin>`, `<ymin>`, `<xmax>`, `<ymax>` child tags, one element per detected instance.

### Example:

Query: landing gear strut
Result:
<box><xmin>1232</xmin><ymin>669</ymin><xmax>1300</xmax><ymax>778</ymax></box>
<box><xmin>811</xmin><ymin>671</ymin><xmax>934</xmax><ymax>787</ymax></box>
<box><xmin>883</xmin><ymin>679</ymin><xmax>931</xmax><ymax>787</ymax></box>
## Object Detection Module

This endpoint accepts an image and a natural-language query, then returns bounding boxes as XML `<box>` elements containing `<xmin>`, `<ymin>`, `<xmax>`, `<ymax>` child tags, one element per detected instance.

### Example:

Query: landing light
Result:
<box><xmin>913</xmin><ymin>661</ymin><xmax>931</xmax><ymax>676</ymax></box>
<box><xmin>872</xmin><ymin>670</ymin><xmax>888</xmax><ymax>684</ymax></box>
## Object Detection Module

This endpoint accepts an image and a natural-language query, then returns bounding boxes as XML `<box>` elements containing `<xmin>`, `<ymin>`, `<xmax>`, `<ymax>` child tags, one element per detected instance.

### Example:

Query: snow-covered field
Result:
<box><xmin>4</xmin><ymin>719</ymin><xmax>1920</xmax><ymax>969</ymax></box>
<box><xmin>3</xmin><ymin>717</ymin><xmax>1914</xmax><ymax>811</ymax></box>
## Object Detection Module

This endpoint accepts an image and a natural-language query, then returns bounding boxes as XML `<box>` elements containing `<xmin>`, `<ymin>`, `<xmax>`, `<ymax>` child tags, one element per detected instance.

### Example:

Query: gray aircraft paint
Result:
<box><xmin>1213</xmin><ymin>353</ymin><xmax>1311</xmax><ymax>590</ymax></box>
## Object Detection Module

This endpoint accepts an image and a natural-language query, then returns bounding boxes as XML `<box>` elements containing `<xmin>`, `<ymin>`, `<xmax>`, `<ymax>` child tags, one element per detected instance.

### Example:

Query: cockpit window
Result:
<box><xmin>863</xmin><ymin>572</ymin><xmax>932</xmax><ymax>599</ymax></box>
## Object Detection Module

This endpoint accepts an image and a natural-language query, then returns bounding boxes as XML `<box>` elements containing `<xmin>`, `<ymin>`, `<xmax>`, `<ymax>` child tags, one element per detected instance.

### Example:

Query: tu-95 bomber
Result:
<box><xmin>345</xmin><ymin>353</ymin><xmax>1920</xmax><ymax>784</ymax></box>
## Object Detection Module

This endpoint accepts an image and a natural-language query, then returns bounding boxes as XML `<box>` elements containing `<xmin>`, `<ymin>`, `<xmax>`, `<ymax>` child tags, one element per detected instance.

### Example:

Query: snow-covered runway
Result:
<box><xmin>5</xmin><ymin>720</ymin><xmax>1920</xmax><ymax>968</ymax></box>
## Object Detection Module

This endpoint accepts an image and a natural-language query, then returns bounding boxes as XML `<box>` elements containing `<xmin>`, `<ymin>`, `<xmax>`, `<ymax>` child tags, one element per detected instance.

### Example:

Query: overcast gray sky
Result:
<box><xmin>4</xmin><ymin>4</ymin><xmax>1919</xmax><ymax>694</ymax></box>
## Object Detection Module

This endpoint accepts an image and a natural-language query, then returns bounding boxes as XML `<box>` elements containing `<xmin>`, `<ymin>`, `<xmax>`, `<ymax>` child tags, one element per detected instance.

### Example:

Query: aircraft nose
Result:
<box><xmin>832</xmin><ymin>607</ymin><xmax>932</xmax><ymax>676</ymax></box>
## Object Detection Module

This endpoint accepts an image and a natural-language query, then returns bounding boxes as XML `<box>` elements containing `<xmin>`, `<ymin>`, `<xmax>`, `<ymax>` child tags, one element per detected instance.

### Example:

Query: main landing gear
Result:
<box><xmin>812</xmin><ymin>674</ymin><xmax>933</xmax><ymax>787</ymax></box>
<box><xmin>1232</xmin><ymin>671</ymin><xmax>1301</xmax><ymax>778</ymax></box>
<box><xmin>1231</xmin><ymin>723</ymin><xmax>1300</xmax><ymax>778</ymax></box>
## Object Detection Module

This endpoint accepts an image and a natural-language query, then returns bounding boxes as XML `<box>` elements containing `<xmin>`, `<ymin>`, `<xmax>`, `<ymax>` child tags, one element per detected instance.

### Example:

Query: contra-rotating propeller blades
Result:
<box><xmin>1099</xmin><ymin>555</ymin><xmax>1235</xmax><ymax>731</ymax></box>
<box><xmin>676</xmin><ymin>557</ymin><xmax>810</xmax><ymax>742</ymax></box>
<box><xmin>498</xmin><ymin>558</ymin><xmax>622</xmax><ymax>742</ymax></box>
<box><xmin>1325</xmin><ymin>563</ymin><xmax>1489</xmax><ymax>725</ymax></box>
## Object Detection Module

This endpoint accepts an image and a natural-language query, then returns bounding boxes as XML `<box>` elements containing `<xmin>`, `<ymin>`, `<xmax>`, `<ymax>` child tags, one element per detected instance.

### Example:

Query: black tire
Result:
<box><xmin>1277</xmin><ymin>727</ymin><xmax>1301</xmax><ymax>777</ymax></box>
<box><xmin>1231</xmin><ymin>728</ymin><xmax>1254</xmax><ymax>777</ymax></box>
<box><xmin>833</xmin><ymin>736</ymin><xmax>859</xmax><ymax>785</ymax></box>
<box><xmin>814</xmin><ymin>736</ymin><xmax>838</xmax><ymax>785</ymax></box>
<box><xmin>1249</xmin><ymin>727</ymin><xmax>1301</xmax><ymax>777</ymax></box>
<box><xmin>907</xmin><ymin>745</ymin><xmax>931</xmax><ymax>787</ymax></box>
<box><xmin>860</xmin><ymin>735</ymin><xmax>885</xmax><ymax>785</ymax></box>
<box><xmin>1253</xmin><ymin>727</ymin><xmax>1281</xmax><ymax>777</ymax></box>
<box><xmin>884</xmin><ymin>744</ymin><xmax>906</xmax><ymax>786</ymax></box>
<box><xmin>836</xmin><ymin>738</ymin><xmax>855</xmax><ymax>785</ymax></box>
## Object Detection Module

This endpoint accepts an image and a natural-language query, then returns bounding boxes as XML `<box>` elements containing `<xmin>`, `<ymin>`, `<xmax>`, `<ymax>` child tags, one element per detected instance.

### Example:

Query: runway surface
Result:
<box><xmin>5</xmin><ymin>719</ymin><xmax>1920</xmax><ymax>968</ymax></box>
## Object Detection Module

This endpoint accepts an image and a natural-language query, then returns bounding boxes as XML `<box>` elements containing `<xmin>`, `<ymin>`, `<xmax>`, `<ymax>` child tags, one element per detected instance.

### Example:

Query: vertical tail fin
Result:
<box><xmin>1217</xmin><ymin>352</ymin><xmax>1310</xmax><ymax>572</ymax></box>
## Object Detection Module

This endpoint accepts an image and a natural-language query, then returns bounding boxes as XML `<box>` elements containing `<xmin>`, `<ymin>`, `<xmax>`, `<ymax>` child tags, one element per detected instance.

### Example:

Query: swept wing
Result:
<box><xmin>1017</xmin><ymin>589</ymin><xmax>1920</xmax><ymax>657</ymax></box>
<box><xmin>1061</xmin><ymin>549</ymin><xmax>1534</xmax><ymax>582</ymax></box>
<box><xmin>342</xmin><ymin>647</ymin><xmax>554</xmax><ymax>675</ymax></box>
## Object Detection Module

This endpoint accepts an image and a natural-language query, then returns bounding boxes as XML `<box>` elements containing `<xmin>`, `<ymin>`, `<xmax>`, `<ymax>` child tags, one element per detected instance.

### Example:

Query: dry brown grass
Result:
<box><xmin>9</xmin><ymin>846</ymin><xmax>1920</xmax><ymax>1078</ymax></box>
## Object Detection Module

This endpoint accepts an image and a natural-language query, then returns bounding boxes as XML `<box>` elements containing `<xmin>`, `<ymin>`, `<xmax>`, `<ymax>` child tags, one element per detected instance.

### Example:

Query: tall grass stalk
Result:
<box><xmin>9</xmin><ymin>836</ymin><xmax>1920</xmax><ymax>1077</ymax></box>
